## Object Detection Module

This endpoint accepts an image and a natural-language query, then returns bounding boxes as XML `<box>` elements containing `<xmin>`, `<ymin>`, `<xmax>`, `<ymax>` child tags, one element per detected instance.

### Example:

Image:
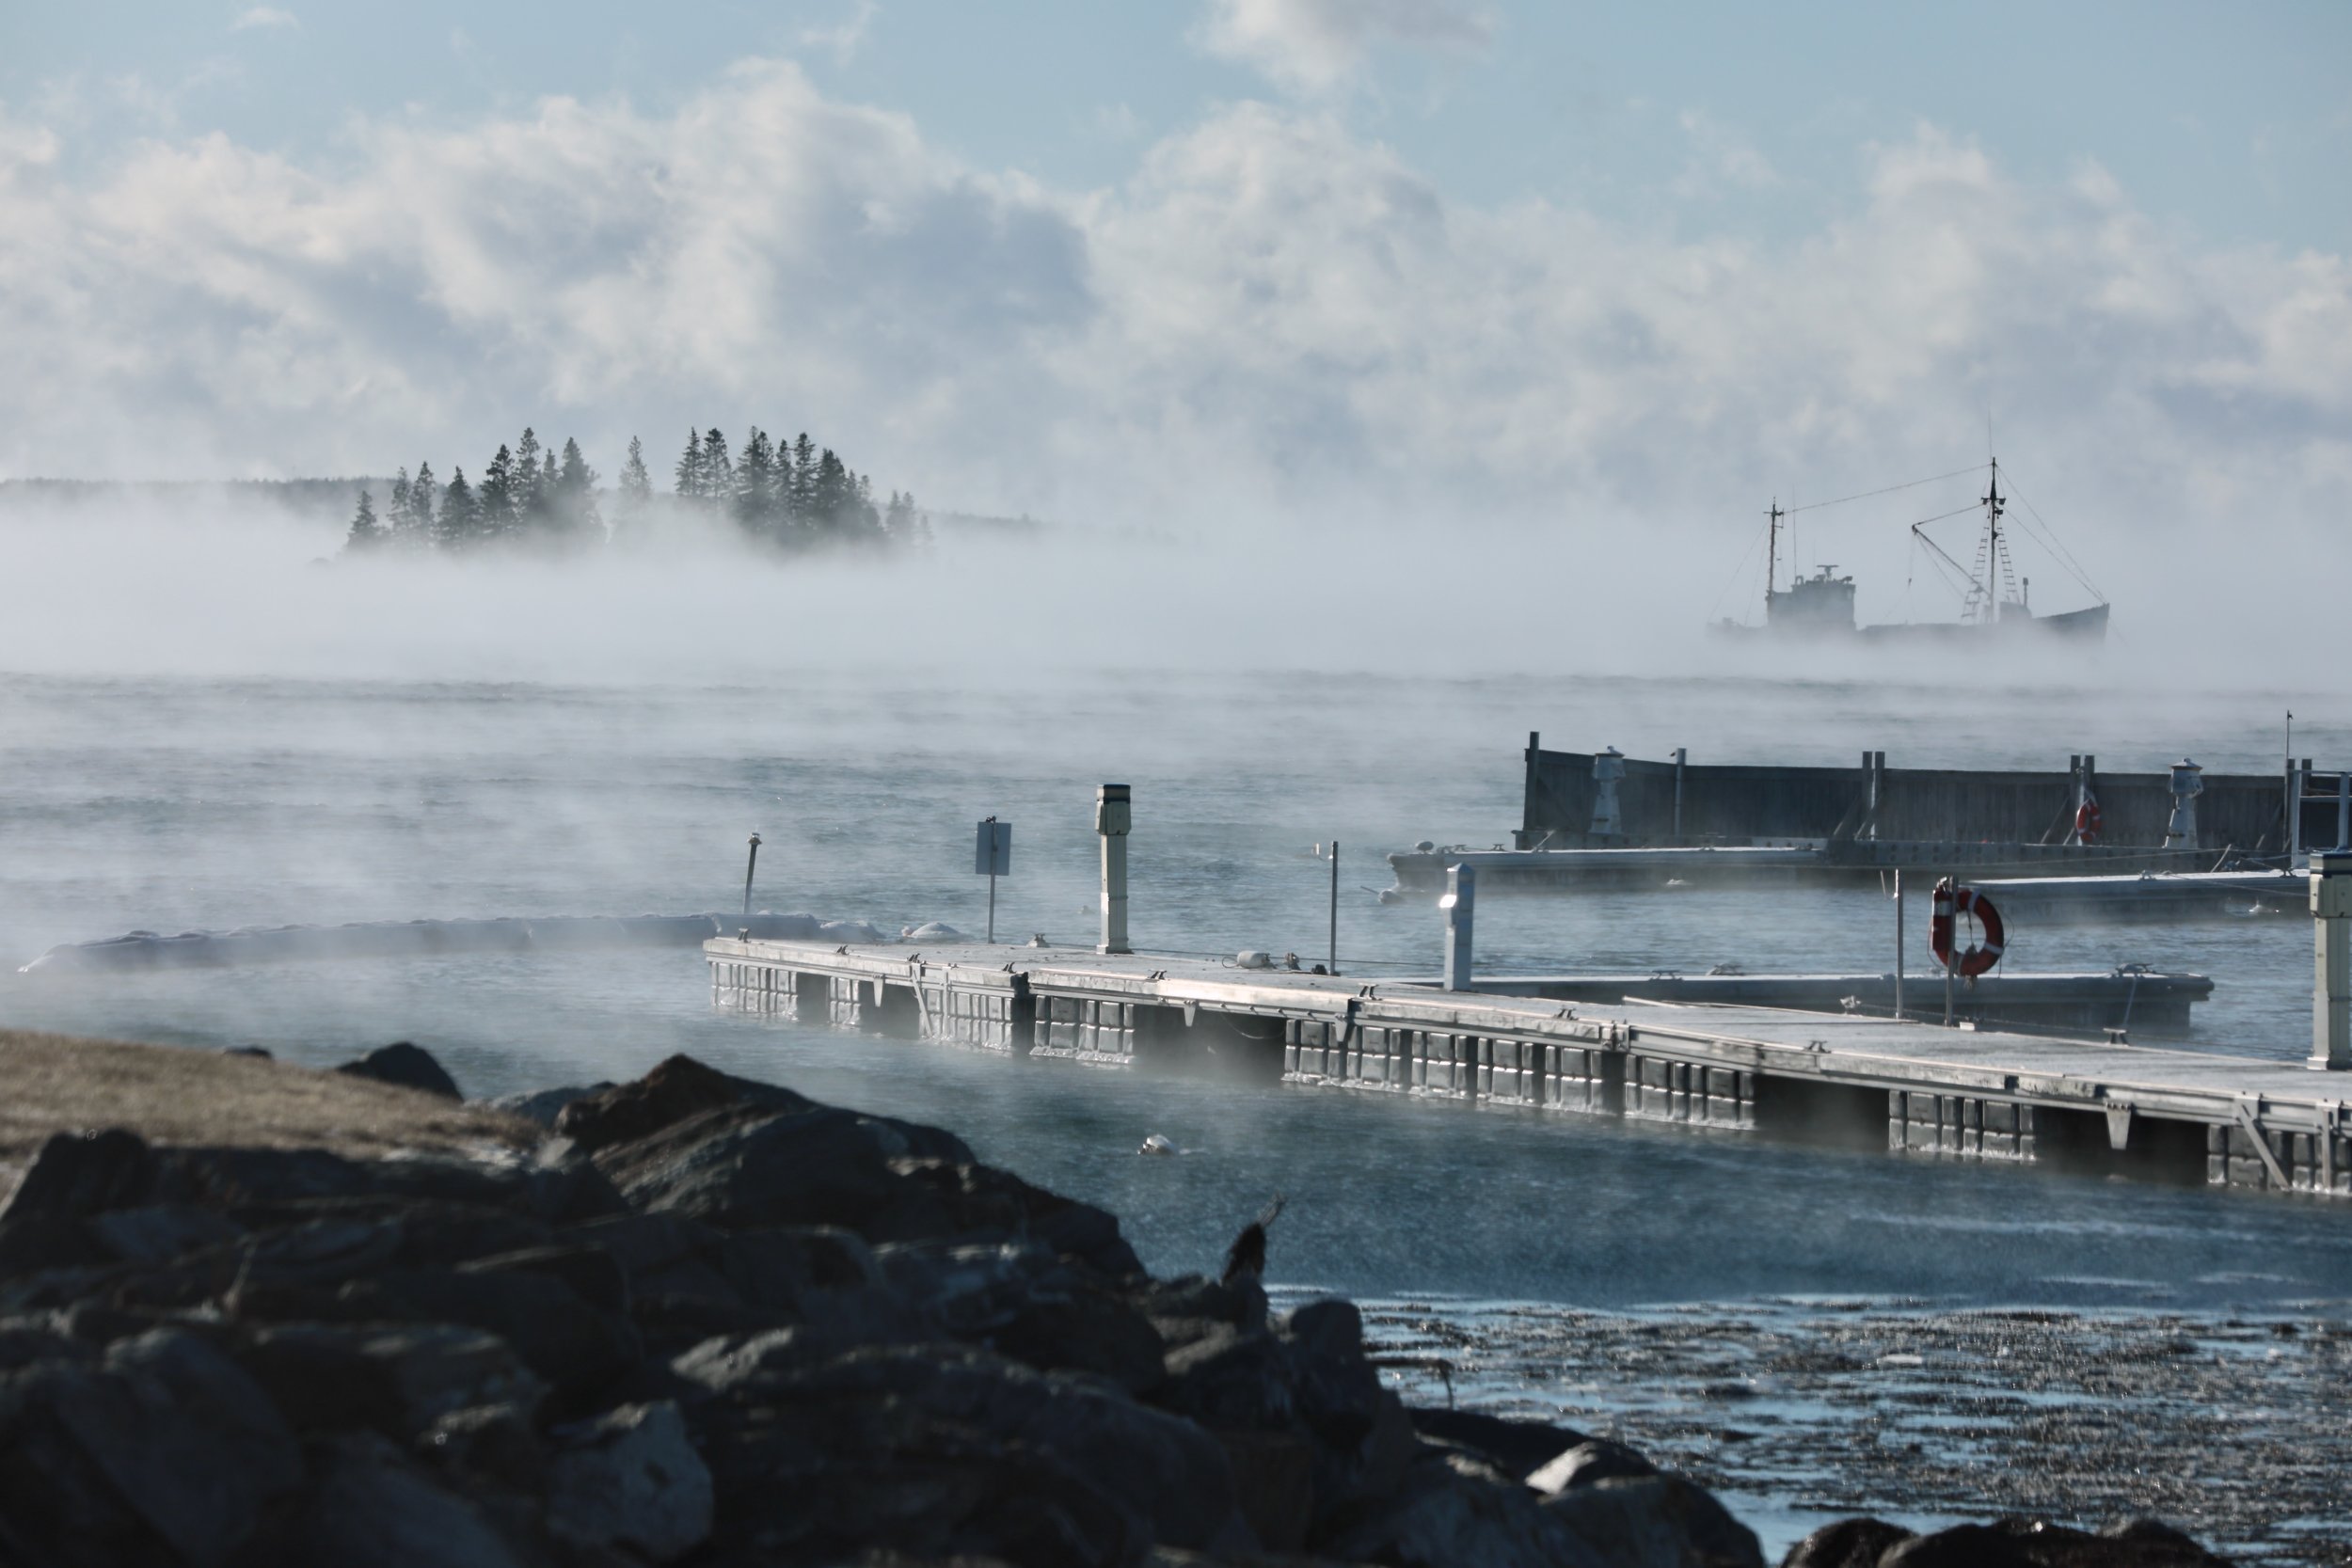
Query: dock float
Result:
<box><xmin>707</xmin><ymin>937</ymin><xmax>2347</xmax><ymax>1199</ymax></box>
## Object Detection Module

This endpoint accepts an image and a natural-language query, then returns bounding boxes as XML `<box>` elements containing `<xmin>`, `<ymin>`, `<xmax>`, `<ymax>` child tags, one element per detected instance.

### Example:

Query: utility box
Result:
<box><xmin>975</xmin><ymin>818</ymin><xmax>1012</xmax><ymax>877</ymax></box>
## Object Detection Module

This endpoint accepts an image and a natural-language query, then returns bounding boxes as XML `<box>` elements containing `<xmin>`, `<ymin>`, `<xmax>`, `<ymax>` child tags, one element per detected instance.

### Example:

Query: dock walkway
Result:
<box><xmin>706</xmin><ymin>938</ymin><xmax>2349</xmax><ymax>1199</ymax></box>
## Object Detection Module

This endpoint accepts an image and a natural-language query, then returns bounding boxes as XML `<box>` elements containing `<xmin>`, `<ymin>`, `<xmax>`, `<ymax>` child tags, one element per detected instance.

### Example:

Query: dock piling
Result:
<box><xmin>2312</xmin><ymin>851</ymin><xmax>2351</xmax><ymax>1071</ymax></box>
<box><xmin>742</xmin><ymin>833</ymin><xmax>761</xmax><ymax>918</ymax></box>
<box><xmin>1894</xmin><ymin>868</ymin><xmax>1905</xmax><ymax>1019</ymax></box>
<box><xmin>1442</xmin><ymin>863</ymin><xmax>1476</xmax><ymax>991</ymax></box>
<box><xmin>1328</xmin><ymin>839</ymin><xmax>1340</xmax><ymax>976</ymax></box>
<box><xmin>1096</xmin><ymin>785</ymin><xmax>1132</xmax><ymax>955</ymax></box>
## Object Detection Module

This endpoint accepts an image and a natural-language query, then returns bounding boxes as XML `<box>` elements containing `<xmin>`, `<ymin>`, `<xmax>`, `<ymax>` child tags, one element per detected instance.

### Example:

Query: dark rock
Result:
<box><xmin>1135</xmin><ymin>1272</ymin><xmax>1270</xmax><ymax>1344</ymax></box>
<box><xmin>0</xmin><ymin>1129</ymin><xmax>154</xmax><ymax>1223</ymax></box>
<box><xmin>461</xmin><ymin>1242</ymin><xmax>631</xmax><ymax>1313</ymax></box>
<box><xmin>276</xmin><ymin>1430</ymin><xmax>531</xmax><ymax>1568</ymax></box>
<box><xmin>0</xmin><ymin>1327</ymin><xmax>302</xmax><ymax>1568</ymax></box>
<box><xmin>544</xmin><ymin>1399</ymin><xmax>713</xmax><ymax>1562</ymax></box>
<box><xmin>1158</xmin><ymin>1323</ymin><xmax>1296</xmax><ymax>1430</ymax></box>
<box><xmin>237</xmin><ymin>1321</ymin><xmax>545</xmax><ymax>1436</ymax></box>
<box><xmin>153</xmin><ymin>1145</ymin><xmax>384</xmax><ymax>1208</ymax></box>
<box><xmin>335</xmin><ymin>1040</ymin><xmax>463</xmax><ymax>1101</ymax></box>
<box><xmin>336</xmin><ymin>1266</ymin><xmax>642</xmax><ymax>1401</ymax></box>
<box><xmin>417</xmin><ymin>1401</ymin><xmax>545</xmax><ymax>1491</ymax></box>
<box><xmin>881</xmin><ymin>1238</ymin><xmax>1165</xmax><ymax>1393</ymax></box>
<box><xmin>554</xmin><ymin>1053</ymin><xmax>814</xmax><ymax>1152</ymax></box>
<box><xmin>221</xmin><ymin>1046</ymin><xmax>273</xmax><ymax>1059</ymax></box>
<box><xmin>0</xmin><ymin>1319</ymin><xmax>94</xmax><ymax>1370</ymax></box>
<box><xmin>1882</xmin><ymin>1524</ymin><xmax>2040</xmax><ymax>1568</ymax></box>
<box><xmin>83</xmin><ymin>1203</ymin><xmax>245</xmax><ymax>1266</ymax></box>
<box><xmin>1542</xmin><ymin>1473</ymin><xmax>1763</xmax><ymax>1567</ymax></box>
<box><xmin>595</xmin><ymin>1101</ymin><xmax>974</xmax><ymax>1233</ymax></box>
<box><xmin>694</xmin><ymin>1343</ymin><xmax>1244</xmax><ymax>1560</ymax></box>
<box><xmin>487</xmin><ymin>1081</ymin><xmax>615</xmax><ymax>1129</ymax></box>
<box><xmin>1326</xmin><ymin>1449</ymin><xmax>1608</xmax><ymax>1568</ymax></box>
<box><xmin>1784</xmin><ymin>1517</ymin><xmax>1916</xmax><ymax>1568</ymax></box>
<box><xmin>1411</xmin><ymin>1406</ymin><xmax>1595</xmax><ymax>1482</ymax></box>
<box><xmin>0</xmin><ymin>1214</ymin><xmax>109</xmax><ymax>1277</ymax></box>
<box><xmin>1212</xmin><ymin>1425</ymin><xmax>1317</xmax><ymax>1551</ymax></box>
<box><xmin>1528</xmin><ymin>1438</ymin><xmax>1658</xmax><ymax>1495</ymax></box>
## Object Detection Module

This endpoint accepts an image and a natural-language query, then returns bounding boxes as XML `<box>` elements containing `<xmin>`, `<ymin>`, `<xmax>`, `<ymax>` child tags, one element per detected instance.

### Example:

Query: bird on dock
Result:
<box><xmin>1220</xmin><ymin>1195</ymin><xmax>1287</xmax><ymax>1285</ymax></box>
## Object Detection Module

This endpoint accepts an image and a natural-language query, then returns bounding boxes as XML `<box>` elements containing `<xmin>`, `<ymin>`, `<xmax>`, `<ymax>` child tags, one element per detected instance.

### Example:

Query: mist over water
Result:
<box><xmin>4</xmin><ymin>504</ymin><xmax>2349</xmax><ymax>1316</ymax></box>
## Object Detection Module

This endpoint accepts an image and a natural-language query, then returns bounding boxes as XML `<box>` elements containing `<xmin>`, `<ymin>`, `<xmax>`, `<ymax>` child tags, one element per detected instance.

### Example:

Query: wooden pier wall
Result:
<box><xmin>1519</xmin><ymin>742</ymin><xmax>2297</xmax><ymax>853</ymax></box>
<box><xmin>707</xmin><ymin>938</ymin><xmax>2351</xmax><ymax>1200</ymax></box>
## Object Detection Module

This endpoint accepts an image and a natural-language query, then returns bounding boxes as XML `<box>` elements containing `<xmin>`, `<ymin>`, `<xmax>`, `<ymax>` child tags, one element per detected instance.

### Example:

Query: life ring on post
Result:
<box><xmin>1931</xmin><ymin>879</ymin><xmax>2005</xmax><ymax>979</ymax></box>
<box><xmin>2074</xmin><ymin>800</ymin><xmax>2104</xmax><ymax>845</ymax></box>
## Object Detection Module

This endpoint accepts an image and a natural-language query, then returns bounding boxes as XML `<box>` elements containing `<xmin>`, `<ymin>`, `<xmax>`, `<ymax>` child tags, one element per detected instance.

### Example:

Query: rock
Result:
<box><xmin>555</xmin><ymin>1054</ymin><xmax>813</xmax><ymax>1152</ymax></box>
<box><xmin>900</xmin><ymin>922</ymin><xmax>967</xmax><ymax>942</ymax></box>
<box><xmin>592</xmin><ymin>1101</ymin><xmax>974</xmax><ymax>1234</ymax></box>
<box><xmin>237</xmin><ymin>1321</ymin><xmax>546</xmax><ymax>1436</ymax></box>
<box><xmin>1211</xmin><ymin>1425</ymin><xmax>1317</xmax><ymax>1551</ymax></box>
<box><xmin>1784</xmin><ymin>1517</ymin><xmax>1915</xmax><ymax>1568</ymax></box>
<box><xmin>1542</xmin><ymin>1474</ymin><xmax>1763</xmax><ymax>1568</ymax></box>
<box><xmin>0</xmin><ymin>1129</ymin><xmax>154</xmax><ymax>1222</ymax></box>
<box><xmin>1880</xmin><ymin>1524</ymin><xmax>2040</xmax><ymax>1567</ymax></box>
<box><xmin>1528</xmin><ymin>1438</ymin><xmax>1659</xmax><ymax>1495</ymax></box>
<box><xmin>1878</xmin><ymin>1515</ymin><xmax>2233</xmax><ymax>1568</ymax></box>
<box><xmin>0</xmin><ymin>1327</ymin><xmax>302</xmax><ymax>1568</ymax></box>
<box><xmin>417</xmin><ymin>1401</ymin><xmax>545</xmax><ymax>1491</ymax></box>
<box><xmin>335</xmin><ymin>1041</ymin><xmax>463</xmax><ymax>1101</ymax></box>
<box><xmin>545</xmin><ymin>1400</ymin><xmax>714</xmax><ymax>1562</ymax></box>
<box><xmin>336</xmin><ymin>1266</ymin><xmax>642</xmax><ymax>1401</ymax></box>
<box><xmin>82</xmin><ymin>1203</ymin><xmax>246</xmax><ymax>1266</ymax></box>
<box><xmin>486</xmin><ymin>1082</ymin><xmax>615</xmax><ymax>1129</ymax></box>
<box><xmin>1412</xmin><ymin>1406</ymin><xmax>1595</xmax><ymax>1482</ymax></box>
<box><xmin>0</xmin><ymin>1319</ymin><xmax>94</xmax><ymax>1370</ymax></box>
<box><xmin>278</xmin><ymin>1430</ymin><xmax>531</xmax><ymax>1568</ymax></box>
<box><xmin>1326</xmin><ymin>1449</ymin><xmax>1608</xmax><ymax>1568</ymax></box>
<box><xmin>460</xmin><ymin>1242</ymin><xmax>631</xmax><ymax>1313</ymax></box>
<box><xmin>221</xmin><ymin>1046</ymin><xmax>273</xmax><ymax>1059</ymax></box>
<box><xmin>881</xmin><ymin>1237</ymin><xmax>1164</xmax><ymax>1392</ymax></box>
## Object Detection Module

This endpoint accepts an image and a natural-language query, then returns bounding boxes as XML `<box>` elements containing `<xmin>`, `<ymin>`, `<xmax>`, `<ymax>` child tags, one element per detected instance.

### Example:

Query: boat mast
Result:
<box><xmin>1978</xmin><ymin>458</ymin><xmax>2005</xmax><ymax>624</ymax></box>
<box><xmin>1765</xmin><ymin>499</ymin><xmax>1784</xmax><ymax>611</ymax></box>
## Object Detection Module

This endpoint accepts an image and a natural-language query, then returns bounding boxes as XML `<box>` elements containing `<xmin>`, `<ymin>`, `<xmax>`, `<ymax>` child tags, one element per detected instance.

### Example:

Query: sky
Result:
<box><xmin>2</xmin><ymin>0</ymin><xmax>2346</xmax><ymax>597</ymax></box>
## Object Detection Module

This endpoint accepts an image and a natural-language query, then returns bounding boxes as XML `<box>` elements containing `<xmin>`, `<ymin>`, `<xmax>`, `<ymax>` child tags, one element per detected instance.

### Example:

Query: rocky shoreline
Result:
<box><xmin>0</xmin><ymin>1037</ymin><xmax>2258</xmax><ymax>1566</ymax></box>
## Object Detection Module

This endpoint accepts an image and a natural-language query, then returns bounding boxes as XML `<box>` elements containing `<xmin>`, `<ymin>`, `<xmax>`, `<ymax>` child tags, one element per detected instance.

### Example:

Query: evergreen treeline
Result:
<box><xmin>342</xmin><ymin>425</ymin><xmax>930</xmax><ymax>557</ymax></box>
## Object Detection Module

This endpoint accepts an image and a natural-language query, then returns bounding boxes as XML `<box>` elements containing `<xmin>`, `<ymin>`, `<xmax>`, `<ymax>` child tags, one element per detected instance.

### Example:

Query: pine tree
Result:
<box><xmin>621</xmin><ymin>436</ymin><xmax>652</xmax><ymax>507</ymax></box>
<box><xmin>513</xmin><ymin>428</ymin><xmax>545</xmax><ymax>531</ymax></box>
<box><xmin>734</xmin><ymin>427</ymin><xmax>777</xmax><ymax>537</ymax></box>
<box><xmin>787</xmin><ymin>433</ymin><xmax>817</xmax><ymax>525</ymax></box>
<box><xmin>674</xmin><ymin>430</ymin><xmax>703</xmax><ymax>499</ymax></box>
<box><xmin>389</xmin><ymin>468</ymin><xmax>412</xmax><ymax>536</ymax></box>
<box><xmin>438</xmin><ymin>467</ymin><xmax>477</xmax><ymax>550</ymax></box>
<box><xmin>555</xmin><ymin>437</ymin><xmax>600</xmax><ymax>544</ymax></box>
<box><xmin>811</xmin><ymin>448</ymin><xmax>851</xmax><ymax>533</ymax></box>
<box><xmin>404</xmin><ymin>461</ymin><xmax>437</xmax><ymax>549</ymax></box>
<box><xmin>884</xmin><ymin>489</ymin><xmax>914</xmax><ymax>545</ymax></box>
<box><xmin>480</xmin><ymin>444</ymin><xmax>516</xmax><ymax>541</ymax></box>
<box><xmin>343</xmin><ymin>488</ymin><xmax>383</xmax><ymax>553</ymax></box>
<box><xmin>699</xmin><ymin>428</ymin><xmax>732</xmax><ymax>507</ymax></box>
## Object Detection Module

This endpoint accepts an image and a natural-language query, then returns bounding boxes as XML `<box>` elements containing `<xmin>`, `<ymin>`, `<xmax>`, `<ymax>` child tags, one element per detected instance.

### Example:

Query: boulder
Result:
<box><xmin>1880</xmin><ymin>1515</ymin><xmax>2233</xmax><ymax>1568</ymax></box>
<box><xmin>0</xmin><ymin>1327</ymin><xmax>302</xmax><ymax>1568</ymax></box>
<box><xmin>416</xmin><ymin>1401</ymin><xmax>545</xmax><ymax>1491</ymax></box>
<box><xmin>881</xmin><ymin>1238</ymin><xmax>1165</xmax><ymax>1392</ymax></box>
<box><xmin>0</xmin><ymin>1129</ymin><xmax>154</xmax><ymax>1222</ymax></box>
<box><xmin>236</xmin><ymin>1321</ymin><xmax>546</xmax><ymax>1436</ymax></box>
<box><xmin>1541</xmin><ymin>1474</ymin><xmax>1763</xmax><ymax>1567</ymax></box>
<box><xmin>1784</xmin><ymin>1517</ymin><xmax>1916</xmax><ymax>1568</ymax></box>
<box><xmin>1326</xmin><ymin>1449</ymin><xmax>1608</xmax><ymax>1568</ymax></box>
<box><xmin>592</xmin><ymin>1102</ymin><xmax>974</xmax><ymax>1234</ymax></box>
<box><xmin>554</xmin><ymin>1054</ymin><xmax>813</xmax><ymax>1153</ymax></box>
<box><xmin>544</xmin><ymin>1400</ymin><xmax>714</xmax><ymax>1562</ymax></box>
<box><xmin>335</xmin><ymin>1266</ymin><xmax>642</xmax><ymax>1401</ymax></box>
<box><xmin>1528</xmin><ymin>1438</ymin><xmax>1659</xmax><ymax>1495</ymax></box>
<box><xmin>1411</xmin><ymin>1406</ymin><xmax>1595</xmax><ymax>1482</ymax></box>
<box><xmin>335</xmin><ymin>1041</ymin><xmax>463</xmax><ymax>1101</ymax></box>
<box><xmin>82</xmin><ymin>1203</ymin><xmax>245</xmax><ymax>1267</ymax></box>
<box><xmin>277</xmin><ymin>1431</ymin><xmax>531</xmax><ymax>1568</ymax></box>
<box><xmin>460</xmin><ymin>1242</ymin><xmax>630</xmax><ymax>1313</ymax></box>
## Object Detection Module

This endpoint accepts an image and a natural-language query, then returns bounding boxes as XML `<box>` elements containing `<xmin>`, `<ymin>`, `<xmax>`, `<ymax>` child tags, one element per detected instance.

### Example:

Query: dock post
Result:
<box><xmin>1328</xmin><ymin>840</ymin><xmax>1340</xmax><ymax>975</ymax></box>
<box><xmin>2165</xmin><ymin>758</ymin><xmax>2203</xmax><ymax>847</ymax></box>
<box><xmin>1938</xmin><ymin>876</ymin><xmax>1956</xmax><ymax>1025</ymax></box>
<box><xmin>2312</xmin><ymin>850</ymin><xmax>2352</xmax><ymax>1070</ymax></box>
<box><xmin>1673</xmin><ymin>748</ymin><xmax>1686</xmax><ymax>841</ymax></box>
<box><xmin>2337</xmin><ymin>770</ymin><xmax>2349</xmax><ymax>853</ymax></box>
<box><xmin>742</xmin><ymin>833</ymin><xmax>761</xmax><ymax>919</ymax></box>
<box><xmin>1591</xmin><ymin>748</ymin><xmax>1625</xmax><ymax>838</ymax></box>
<box><xmin>1442</xmin><ymin>863</ymin><xmax>1476</xmax><ymax>991</ymax></box>
<box><xmin>1096</xmin><ymin>784</ymin><xmax>1132</xmax><ymax>955</ymax></box>
<box><xmin>1894</xmin><ymin>868</ymin><xmax>1905</xmax><ymax>1019</ymax></box>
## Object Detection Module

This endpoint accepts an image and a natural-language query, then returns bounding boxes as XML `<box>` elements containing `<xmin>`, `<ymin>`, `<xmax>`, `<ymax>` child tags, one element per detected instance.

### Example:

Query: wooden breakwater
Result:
<box><xmin>707</xmin><ymin>937</ymin><xmax>2348</xmax><ymax>1199</ymax></box>
<box><xmin>1518</xmin><ymin>737</ymin><xmax>2312</xmax><ymax>853</ymax></box>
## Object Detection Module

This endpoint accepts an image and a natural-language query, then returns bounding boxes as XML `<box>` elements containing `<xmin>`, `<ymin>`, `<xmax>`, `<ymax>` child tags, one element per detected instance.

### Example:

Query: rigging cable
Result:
<box><xmin>1705</xmin><ymin>515</ymin><xmax>1774</xmax><ymax>623</ymax></box>
<box><xmin>1784</xmin><ymin>464</ymin><xmax>1982</xmax><ymax>515</ymax></box>
<box><xmin>1995</xmin><ymin>467</ymin><xmax>2107</xmax><ymax>604</ymax></box>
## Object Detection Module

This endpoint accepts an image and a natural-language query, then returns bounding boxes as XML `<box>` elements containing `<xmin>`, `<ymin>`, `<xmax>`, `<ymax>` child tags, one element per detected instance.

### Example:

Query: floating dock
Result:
<box><xmin>706</xmin><ymin>937</ymin><xmax>2346</xmax><ymax>1199</ymax></box>
<box><xmin>1963</xmin><ymin>869</ymin><xmax>2308</xmax><ymax>925</ymax></box>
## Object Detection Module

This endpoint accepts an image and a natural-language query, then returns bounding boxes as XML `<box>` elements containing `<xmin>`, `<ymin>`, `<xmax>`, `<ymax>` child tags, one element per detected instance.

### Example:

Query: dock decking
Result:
<box><xmin>707</xmin><ymin>938</ymin><xmax>2348</xmax><ymax>1199</ymax></box>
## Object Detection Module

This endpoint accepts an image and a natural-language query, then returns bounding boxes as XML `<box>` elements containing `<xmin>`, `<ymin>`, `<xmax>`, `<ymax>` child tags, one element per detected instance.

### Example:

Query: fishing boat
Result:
<box><xmin>1715</xmin><ymin>458</ymin><xmax>2109</xmax><ymax>642</ymax></box>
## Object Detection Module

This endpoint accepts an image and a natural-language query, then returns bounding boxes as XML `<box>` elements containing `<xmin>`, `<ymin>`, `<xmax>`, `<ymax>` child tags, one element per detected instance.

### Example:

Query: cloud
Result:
<box><xmin>1196</xmin><ymin>0</ymin><xmax>1493</xmax><ymax>92</ymax></box>
<box><xmin>231</xmin><ymin>7</ymin><xmax>298</xmax><ymax>30</ymax></box>
<box><xmin>799</xmin><ymin>0</ymin><xmax>879</xmax><ymax>66</ymax></box>
<box><xmin>0</xmin><ymin>68</ymin><xmax>2344</xmax><ymax>626</ymax></box>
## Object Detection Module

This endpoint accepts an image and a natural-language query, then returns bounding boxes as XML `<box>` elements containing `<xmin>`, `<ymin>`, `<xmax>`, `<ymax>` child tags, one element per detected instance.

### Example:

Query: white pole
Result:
<box><xmin>1894</xmin><ymin>868</ymin><xmax>1905</xmax><ymax>1019</ymax></box>
<box><xmin>2311</xmin><ymin>850</ymin><xmax>2351</xmax><ymax>1070</ymax></box>
<box><xmin>1442</xmin><ymin>863</ymin><xmax>1477</xmax><ymax>991</ymax></box>
<box><xmin>1096</xmin><ymin>784</ymin><xmax>1132</xmax><ymax>955</ymax></box>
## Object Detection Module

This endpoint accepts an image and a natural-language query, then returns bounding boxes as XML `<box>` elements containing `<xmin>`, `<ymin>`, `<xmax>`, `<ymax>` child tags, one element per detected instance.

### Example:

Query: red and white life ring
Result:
<box><xmin>2074</xmin><ymin>800</ymin><xmax>2104</xmax><ymax>845</ymax></box>
<box><xmin>1931</xmin><ymin>879</ymin><xmax>2006</xmax><ymax>979</ymax></box>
